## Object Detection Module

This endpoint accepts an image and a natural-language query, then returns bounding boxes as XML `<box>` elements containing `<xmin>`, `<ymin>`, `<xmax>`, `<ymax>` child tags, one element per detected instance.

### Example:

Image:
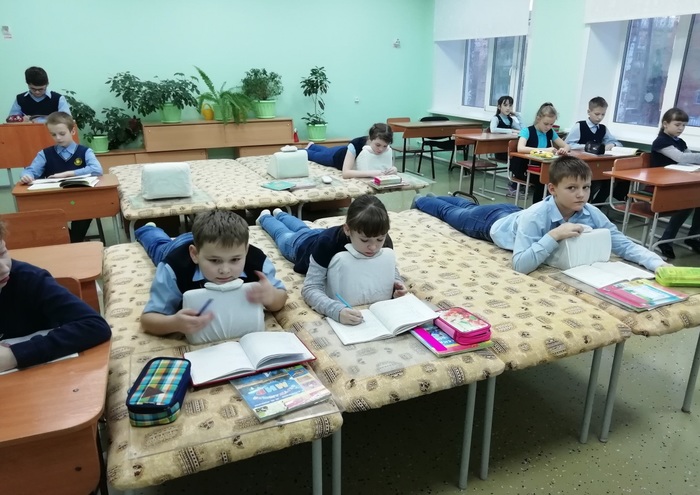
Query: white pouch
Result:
<box><xmin>545</xmin><ymin>228</ymin><xmax>611</xmax><ymax>270</ymax></box>
<box><xmin>325</xmin><ymin>244</ymin><xmax>396</xmax><ymax>306</ymax></box>
<box><xmin>268</xmin><ymin>149</ymin><xmax>309</xmax><ymax>179</ymax></box>
<box><xmin>141</xmin><ymin>162</ymin><xmax>193</xmax><ymax>199</ymax></box>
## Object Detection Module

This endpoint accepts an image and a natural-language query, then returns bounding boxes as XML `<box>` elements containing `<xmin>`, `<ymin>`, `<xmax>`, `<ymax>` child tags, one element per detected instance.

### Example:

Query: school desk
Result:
<box><xmin>10</xmin><ymin>241</ymin><xmax>103</xmax><ymax>313</ymax></box>
<box><xmin>0</xmin><ymin>340</ymin><xmax>110</xmax><ymax>495</ymax></box>
<box><xmin>388</xmin><ymin>120</ymin><xmax>483</xmax><ymax>174</ymax></box>
<box><xmin>11</xmin><ymin>174</ymin><xmax>121</xmax><ymax>244</ymax></box>
<box><xmin>452</xmin><ymin>132</ymin><xmax>517</xmax><ymax>197</ymax></box>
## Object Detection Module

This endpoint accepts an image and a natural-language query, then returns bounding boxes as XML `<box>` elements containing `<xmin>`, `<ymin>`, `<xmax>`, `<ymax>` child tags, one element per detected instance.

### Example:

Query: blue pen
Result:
<box><xmin>336</xmin><ymin>294</ymin><xmax>363</xmax><ymax>322</ymax></box>
<box><xmin>196</xmin><ymin>298</ymin><xmax>214</xmax><ymax>316</ymax></box>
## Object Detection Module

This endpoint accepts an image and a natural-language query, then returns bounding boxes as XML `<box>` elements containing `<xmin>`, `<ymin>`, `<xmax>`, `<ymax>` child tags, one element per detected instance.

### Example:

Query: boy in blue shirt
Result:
<box><xmin>412</xmin><ymin>156</ymin><xmax>667</xmax><ymax>275</ymax></box>
<box><xmin>7</xmin><ymin>67</ymin><xmax>71</xmax><ymax>123</ymax></box>
<box><xmin>566</xmin><ymin>97</ymin><xmax>622</xmax><ymax>203</ymax></box>
<box><xmin>20</xmin><ymin>111</ymin><xmax>103</xmax><ymax>243</ymax></box>
<box><xmin>0</xmin><ymin>221</ymin><xmax>111</xmax><ymax>372</ymax></box>
<box><xmin>136</xmin><ymin>210</ymin><xmax>288</xmax><ymax>337</ymax></box>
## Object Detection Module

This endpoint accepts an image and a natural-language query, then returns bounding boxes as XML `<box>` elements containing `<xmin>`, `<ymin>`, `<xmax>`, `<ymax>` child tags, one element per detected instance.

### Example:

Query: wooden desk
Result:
<box><xmin>453</xmin><ymin>132</ymin><xmax>516</xmax><ymax>196</ymax></box>
<box><xmin>12</xmin><ymin>174</ymin><xmax>121</xmax><ymax>243</ymax></box>
<box><xmin>388</xmin><ymin>120</ymin><xmax>483</xmax><ymax>173</ymax></box>
<box><xmin>10</xmin><ymin>242</ymin><xmax>104</xmax><ymax>312</ymax></box>
<box><xmin>0</xmin><ymin>341</ymin><xmax>110</xmax><ymax>495</ymax></box>
<box><xmin>604</xmin><ymin>167</ymin><xmax>700</xmax><ymax>213</ymax></box>
<box><xmin>509</xmin><ymin>150</ymin><xmax>617</xmax><ymax>184</ymax></box>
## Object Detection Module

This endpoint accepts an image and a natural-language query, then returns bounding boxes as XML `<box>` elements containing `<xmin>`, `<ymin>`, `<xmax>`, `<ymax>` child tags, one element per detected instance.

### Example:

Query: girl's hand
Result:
<box><xmin>555</xmin><ymin>147</ymin><xmax>569</xmax><ymax>155</ymax></box>
<box><xmin>173</xmin><ymin>308</ymin><xmax>214</xmax><ymax>335</ymax></box>
<box><xmin>339</xmin><ymin>308</ymin><xmax>364</xmax><ymax>325</ymax></box>
<box><xmin>546</xmin><ymin>147</ymin><xmax>557</xmax><ymax>153</ymax></box>
<box><xmin>393</xmin><ymin>282</ymin><xmax>407</xmax><ymax>298</ymax></box>
<box><xmin>385</xmin><ymin>166</ymin><xmax>398</xmax><ymax>175</ymax></box>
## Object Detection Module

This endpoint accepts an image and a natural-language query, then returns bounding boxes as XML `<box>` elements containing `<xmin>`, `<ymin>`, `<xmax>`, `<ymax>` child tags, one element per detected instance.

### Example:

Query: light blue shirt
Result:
<box><xmin>9</xmin><ymin>90</ymin><xmax>71</xmax><ymax>123</ymax></box>
<box><xmin>565</xmin><ymin>118</ymin><xmax>621</xmax><ymax>149</ymax></box>
<box><xmin>489</xmin><ymin>114</ymin><xmax>522</xmax><ymax>134</ymax></box>
<box><xmin>22</xmin><ymin>142</ymin><xmax>103</xmax><ymax>179</ymax></box>
<box><xmin>489</xmin><ymin>196</ymin><xmax>665</xmax><ymax>274</ymax></box>
<box><xmin>144</xmin><ymin>259</ymin><xmax>285</xmax><ymax>315</ymax></box>
<box><xmin>519</xmin><ymin>127</ymin><xmax>560</xmax><ymax>147</ymax></box>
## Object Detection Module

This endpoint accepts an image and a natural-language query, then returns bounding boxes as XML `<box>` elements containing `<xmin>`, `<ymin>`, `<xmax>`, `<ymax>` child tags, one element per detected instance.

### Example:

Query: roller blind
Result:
<box><xmin>433</xmin><ymin>0</ymin><xmax>530</xmax><ymax>41</ymax></box>
<box><xmin>584</xmin><ymin>0</ymin><xmax>698</xmax><ymax>23</ymax></box>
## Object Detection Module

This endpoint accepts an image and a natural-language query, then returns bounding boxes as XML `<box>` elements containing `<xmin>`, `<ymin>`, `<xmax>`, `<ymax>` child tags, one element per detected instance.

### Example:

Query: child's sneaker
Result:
<box><xmin>256</xmin><ymin>209</ymin><xmax>271</xmax><ymax>226</ymax></box>
<box><xmin>272</xmin><ymin>208</ymin><xmax>284</xmax><ymax>217</ymax></box>
<box><xmin>505</xmin><ymin>185</ymin><xmax>517</xmax><ymax>198</ymax></box>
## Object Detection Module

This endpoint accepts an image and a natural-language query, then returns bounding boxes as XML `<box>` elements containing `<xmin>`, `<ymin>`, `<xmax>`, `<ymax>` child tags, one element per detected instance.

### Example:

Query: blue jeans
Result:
<box><xmin>660</xmin><ymin>208</ymin><xmax>700</xmax><ymax>241</ymax></box>
<box><xmin>135</xmin><ymin>225</ymin><xmax>193</xmax><ymax>266</ymax></box>
<box><xmin>414</xmin><ymin>195</ymin><xmax>521</xmax><ymax>241</ymax></box>
<box><xmin>306</xmin><ymin>144</ymin><xmax>346</xmax><ymax>170</ymax></box>
<box><xmin>258</xmin><ymin>212</ymin><xmax>322</xmax><ymax>262</ymax></box>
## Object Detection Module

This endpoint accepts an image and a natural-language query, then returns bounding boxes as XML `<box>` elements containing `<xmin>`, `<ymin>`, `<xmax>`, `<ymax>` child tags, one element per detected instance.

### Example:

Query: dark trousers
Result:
<box><xmin>69</xmin><ymin>219</ymin><xmax>92</xmax><ymax>243</ymax></box>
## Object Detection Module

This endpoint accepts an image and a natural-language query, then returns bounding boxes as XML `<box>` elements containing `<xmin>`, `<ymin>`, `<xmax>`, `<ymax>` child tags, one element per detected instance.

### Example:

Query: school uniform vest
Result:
<box><xmin>651</xmin><ymin>133</ymin><xmax>687</xmax><ymax>168</ymax></box>
<box><xmin>165</xmin><ymin>242</ymin><xmax>266</xmax><ymax>296</ymax></box>
<box><xmin>509</xmin><ymin>126</ymin><xmax>554</xmax><ymax>178</ymax></box>
<box><xmin>16</xmin><ymin>91</ymin><xmax>62</xmax><ymax>116</ymax></box>
<box><xmin>331</xmin><ymin>136</ymin><xmax>369</xmax><ymax>170</ymax></box>
<box><xmin>495</xmin><ymin>114</ymin><xmax>513</xmax><ymax>130</ymax></box>
<box><xmin>42</xmin><ymin>145</ymin><xmax>89</xmax><ymax>178</ymax></box>
<box><xmin>577</xmin><ymin>121</ymin><xmax>606</xmax><ymax>144</ymax></box>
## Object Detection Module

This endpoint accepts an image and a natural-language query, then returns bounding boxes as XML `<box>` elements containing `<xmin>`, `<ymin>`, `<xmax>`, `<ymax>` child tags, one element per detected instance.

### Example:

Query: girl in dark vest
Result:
<box><xmin>650</xmin><ymin>107</ymin><xmax>700</xmax><ymax>259</ymax></box>
<box><xmin>510</xmin><ymin>102</ymin><xmax>570</xmax><ymax>203</ymax></box>
<box><xmin>489</xmin><ymin>95</ymin><xmax>522</xmax><ymax>196</ymax></box>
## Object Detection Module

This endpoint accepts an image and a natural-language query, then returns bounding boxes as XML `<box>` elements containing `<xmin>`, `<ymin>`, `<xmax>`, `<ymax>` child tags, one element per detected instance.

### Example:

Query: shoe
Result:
<box><xmin>425</xmin><ymin>192</ymin><xmax>436</xmax><ymax>198</ymax></box>
<box><xmin>410</xmin><ymin>194</ymin><xmax>422</xmax><ymax>209</ymax></box>
<box><xmin>505</xmin><ymin>187</ymin><xmax>517</xmax><ymax>198</ymax></box>
<box><xmin>272</xmin><ymin>208</ymin><xmax>284</xmax><ymax>217</ymax></box>
<box><xmin>256</xmin><ymin>209</ymin><xmax>271</xmax><ymax>226</ymax></box>
<box><xmin>144</xmin><ymin>221</ymin><xmax>156</xmax><ymax>228</ymax></box>
<box><xmin>684</xmin><ymin>238</ymin><xmax>700</xmax><ymax>254</ymax></box>
<box><xmin>657</xmin><ymin>243</ymin><xmax>676</xmax><ymax>260</ymax></box>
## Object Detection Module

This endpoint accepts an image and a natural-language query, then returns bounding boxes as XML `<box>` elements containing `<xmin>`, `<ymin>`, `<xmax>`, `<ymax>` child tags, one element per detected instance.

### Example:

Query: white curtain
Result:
<box><xmin>584</xmin><ymin>0</ymin><xmax>698</xmax><ymax>23</ymax></box>
<box><xmin>433</xmin><ymin>0</ymin><xmax>530</xmax><ymax>41</ymax></box>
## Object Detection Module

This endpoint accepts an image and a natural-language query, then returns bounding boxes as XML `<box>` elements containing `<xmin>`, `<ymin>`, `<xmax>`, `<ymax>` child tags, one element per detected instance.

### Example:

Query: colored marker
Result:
<box><xmin>196</xmin><ymin>298</ymin><xmax>214</xmax><ymax>316</ymax></box>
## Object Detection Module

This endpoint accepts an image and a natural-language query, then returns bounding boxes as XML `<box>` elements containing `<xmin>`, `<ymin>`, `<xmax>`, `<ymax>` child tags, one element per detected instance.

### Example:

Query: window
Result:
<box><xmin>462</xmin><ymin>36</ymin><xmax>527</xmax><ymax>111</ymax></box>
<box><xmin>676</xmin><ymin>15</ymin><xmax>700</xmax><ymax>127</ymax></box>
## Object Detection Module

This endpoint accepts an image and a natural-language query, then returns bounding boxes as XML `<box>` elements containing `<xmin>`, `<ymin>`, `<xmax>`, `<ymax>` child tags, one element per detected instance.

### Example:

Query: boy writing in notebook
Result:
<box><xmin>0</xmin><ymin>221</ymin><xmax>111</xmax><ymax>372</ymax></box>
<box><xmin>136</xmin><ymin>210</ymin><xmax>287</xmax><ymax>337</ymax></box>
<box><xmin>412</xmin><ymin>157</ymin><xmax>668</xmax><ymax>275</ymax></box>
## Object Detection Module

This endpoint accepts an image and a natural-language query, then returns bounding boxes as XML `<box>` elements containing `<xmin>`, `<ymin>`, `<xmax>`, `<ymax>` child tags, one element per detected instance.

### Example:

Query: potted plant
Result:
<box><xmin>241</xmin><ymin>68</ymin><xmax>283</xmax><ymax>119</ymax></box>
<box><xmin>106</xmin><ymin>72</ymin><xmax>199</xmax><ymax>123</ymax></box>
<box><xmin>64</xmin><ymin>91</ymin><xmax>141</xmax><ymax>152</ymax></box>
<box><xmin>300</xmin><ymin>66</ymin><xmax>330</xmax><ymax>141</ymax></box>
<box><xmin>194</xmin><ymin>66</ymin><xmax>253</xmax><ymax>124</ymax></box>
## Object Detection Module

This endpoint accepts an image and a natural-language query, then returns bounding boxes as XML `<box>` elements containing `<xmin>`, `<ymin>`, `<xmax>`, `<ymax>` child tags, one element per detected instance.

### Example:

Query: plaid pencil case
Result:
<box><xmin>126</xmin><ymin>357</ymin><xmax>191</xmax><ymax>427</ymax></box>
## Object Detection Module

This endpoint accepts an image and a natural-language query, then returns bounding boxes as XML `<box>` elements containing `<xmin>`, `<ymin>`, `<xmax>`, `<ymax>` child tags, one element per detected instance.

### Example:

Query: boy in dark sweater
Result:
<box><xmin>136</xmin><ymin>210</ymin><xmax>287</xmax><ymax>337</ymax></box>
<box><xmin>7</xmin><ymin>66</ymin><xmax>71</xmax><ymax>123</ymax></box>
<box><xmin>0</xmin><ymin>221</ymin><xmax>111</xmax><ymax>372</ymax></box>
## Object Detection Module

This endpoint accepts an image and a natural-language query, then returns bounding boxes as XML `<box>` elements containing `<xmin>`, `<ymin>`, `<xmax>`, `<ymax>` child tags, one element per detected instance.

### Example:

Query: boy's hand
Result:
<box><xmin>655</xmin><ymin>263</ymin><xmax>674</xmax><ymax>271</ymax></box>
<box><xmin>48</xmin><ymin>171</ymin><xmax>74</xmax><ymax>179</ymax></box>
<box><xmin>246</xmin><ymin>271</ymin><xmax>277</xmax><ymax>307</ymax></box>
<box><xmin>393</xmin><ymin>281</ymin><xmax>407</xmax><ymax>298</ymax></box>
<box><xmin>20</xmin><ymin>175</ymin><xmax>34</xmax><ymax>184</ymax></box>
<box><xmin>339</xmin><ymin>308</ymin><xmax>364</xmax><ymax>325</ymax></box>
<box><xmin>549</xmin><ymin>223</ymin><xmax>586</xmax><ymax>242</ymax></box>
<box><xmin>605</xmin><ymin>143</ymin><xmax>615</xmax><ymax>151</ymax></box>
<box><xmin>0</xmin><ymin>345</ymin><xmax>18</xmax><ymax>372</ymax></box>
<box><xmin>173</xmin><ymin>308</ymin><xmax>214</xmax><ymax>335</ymax></box>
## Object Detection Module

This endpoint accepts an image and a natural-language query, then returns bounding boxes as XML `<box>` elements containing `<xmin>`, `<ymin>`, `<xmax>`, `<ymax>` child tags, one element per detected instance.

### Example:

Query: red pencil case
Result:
<box><xmin>434</xmin><ymin>307</ymin><xmax>491</xmax><ymax>345</ymax></box>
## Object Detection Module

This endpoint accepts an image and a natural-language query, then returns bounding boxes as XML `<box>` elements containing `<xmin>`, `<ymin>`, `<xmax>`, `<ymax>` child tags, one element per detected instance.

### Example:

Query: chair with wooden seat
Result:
<box><xmin>507</xmin><ymin>139</ymin><xmax>530</xmax><ymax>207</ymax></box>
<box><xmin>0</xmin><ymin>209</ymin><xmax>70</xmax><ymax>249</ymax></box>
<box><xmin>386</xmin><ymin>117</ymin><xmax>413</xmax><ymax>166</ymax></box>
<box><xmin>417</xmin><ymin>116</ymin><xmax>455</xmax><ymax>179</ymax></box>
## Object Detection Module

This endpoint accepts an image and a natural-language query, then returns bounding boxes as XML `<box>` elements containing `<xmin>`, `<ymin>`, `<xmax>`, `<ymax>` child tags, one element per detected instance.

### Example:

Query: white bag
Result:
<box><xmin>545</xmin><ymin>228</ymin><xmax>611</xmax><ymax>270</ymax></box>
<box><xmin>268</xmin><ymin>149</ymin><xmax>309</xmax><ymax>179</ymax></box>
<box><xmin>325</xmin><ymin>244</ymin><xmax>396</xmax><ymax>306</ymax></box>
<box><xmin>141</xmin><ymin>162</ymin><xmax>193</xmax><ymax>199</ymax></box>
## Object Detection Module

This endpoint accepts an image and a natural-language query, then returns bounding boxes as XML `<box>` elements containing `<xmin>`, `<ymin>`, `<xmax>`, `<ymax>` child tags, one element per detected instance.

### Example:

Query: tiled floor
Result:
<box><xmin>3</xmin><ymin>158</ymin><xmax>699</xmax><ymax>494</ymax></box>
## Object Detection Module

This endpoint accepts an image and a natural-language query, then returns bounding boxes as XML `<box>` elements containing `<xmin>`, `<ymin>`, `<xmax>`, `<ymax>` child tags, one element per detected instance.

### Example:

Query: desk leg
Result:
<box><xmin>312</xmin><ymin>437</ymin><xmax>322</xmax><ymax>495</ymax></box>
<box><xmin>599</xmin><ymin>341</ymin><xmax>625</xmax><ymax>442</ymax></box>
<box><xmin>297</xmin><ymin>203</ymin><xmax>305</xmax><ymax>219</ymax></box>
<box><xmin>468</xmin><ymin>150</ymin><xmax>477</xmax><ymax>196</ymax></box>
<box><xmin>479</xmin><ymin>375</ymin><xmax>496</xmax><ymax>481</ymax></box>
<box><xmin>111</xmin><ymin>216</ymin><xmax>121</xmax><ymax>244</ymax></box>
<box><xmin>401</xmin><ymin>137</ymin><xmax>407</xmax><ymax>173</ymax></box>
<box><xmin>682</xmin><ymin>331</ymin><xmax>700</xmax><ymax>413</ymax></box>
<box><xmin>458</xmin><ymin>381</ymin><xmax>477</xmax><ymax>489</ymax></box>
<box><xmin>332</xmin><ymin>429</ymin><xmax>342</xmax><ymax>495</ymax></box>
<box><xmin>129</xmin><ymin>221</ymin><xmax>136</xmax><ymax>243</ymax></box>
<box><xmin>579</xmin><ymin>347</ymin><xmax>602</xmax><ymax>444</ymax></box>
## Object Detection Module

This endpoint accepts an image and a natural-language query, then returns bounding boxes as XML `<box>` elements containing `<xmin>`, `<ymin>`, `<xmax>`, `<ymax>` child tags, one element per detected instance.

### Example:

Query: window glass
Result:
<box><xmin>615</xmin><ymin>17</ymin><xmax>679</xmax><ymax>126</ymax></box>
<box><xmin>676</xmin><ymin>15</ymin><xmax>700</xmax><ymax>127</ymax></box>
<box><xmin>490</xmin><ymin>38</ymin><xmax>516</xmax><ymax>107</ymax></box>
<box><xmin>462</xmin><ymin>39</ymin><xmax>488</xmax><ymax>108</ymax></box>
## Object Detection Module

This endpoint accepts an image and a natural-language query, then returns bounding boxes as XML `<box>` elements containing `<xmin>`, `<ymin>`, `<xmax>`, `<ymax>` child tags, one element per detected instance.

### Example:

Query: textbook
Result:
<box><xmin>183</xmin><ymin>332</ymin><xmax>315</xmax><ymax>387</ymax></box>
<box><xmin>664</xmin><ymin>164</ymin><xmax>700</xmax><ymax>172</ymax></box>
<box><xmin>230</xmin><ymin>364</ymin><xmax>331</xmax><ymax>422</ymax></box>
<box><xmin>596</xmin><ymin>279</ymin><xmax>687</xmax><ymax>312</ymax></box>
<box><xmin>604</xmin><ymin>146</ymin><xmax>638</xmax><ymax>157</ymax></box>
<box><xmin>411</xmin><ymin>324</ymin><xmax>493</xmax><ymax>357</ymax></box>
<box><xmin>261</xmin><ymin>178</ymin><xmax>317</xmax><ymax>191</ymax></box>
<box><xmin>28</xmin><ymin>175</ymin><xmax>99</xmax><ymax>190</ymax></box>
<box><xmin>326</xmin><ymin>293</ymin><xmax>438</xmax><ymax>345</ymax></box>
<box><xmin>562</xmin><ymin>261</ymin><xmax>654</xmax><ymax>289</ymax></box>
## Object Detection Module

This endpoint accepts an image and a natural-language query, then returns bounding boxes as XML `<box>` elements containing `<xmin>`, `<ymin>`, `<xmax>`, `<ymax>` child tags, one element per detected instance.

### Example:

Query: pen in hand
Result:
<box><xmin>196</xmin><ymin>298</ymin><xmax>214</xmax><ymax>316</ymax></box>
<box><xmin>336</xmin><ymin>293</ymin><xmax>364</xmax><ymax>322</ymax></box>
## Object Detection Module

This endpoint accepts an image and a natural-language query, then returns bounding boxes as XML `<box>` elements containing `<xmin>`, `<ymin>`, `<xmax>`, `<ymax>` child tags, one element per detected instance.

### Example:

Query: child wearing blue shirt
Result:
<box><xmin>136</xmin><ymin>210</ymin><xmax>287</xmax><ymax>337</ymax></box>
<box><xmin>20</xmin><ymin>112</ymin><xmax>103</xmax><ymax>242</ymax></box>
<box><xmin>412</xmin><ymin>157</ymin><xmax>667</xmax><ymax>275</ymax></box>
<box><xmin>7</xmin><ymin>67</ymin><xmax>71</xmax><ymax>123</ymax></box>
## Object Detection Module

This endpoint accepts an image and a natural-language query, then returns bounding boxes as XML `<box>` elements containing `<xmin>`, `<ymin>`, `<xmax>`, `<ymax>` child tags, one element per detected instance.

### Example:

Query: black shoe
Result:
<box><xmin>657</xmin><ymin>243</ymin><xmax>676</xmax><ymax>259</ymax></box>
<box><xmin>684</xmin><ymin>238</ymin><xmax>700</xmax><ymax>254</ymax></box>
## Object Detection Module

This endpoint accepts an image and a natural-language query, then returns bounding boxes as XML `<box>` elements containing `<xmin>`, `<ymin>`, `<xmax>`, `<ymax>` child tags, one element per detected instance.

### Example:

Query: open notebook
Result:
<box><xmin>563</xmin><ymin>261</ymin><xmax>654</xmax><ymax>289</ymax></box>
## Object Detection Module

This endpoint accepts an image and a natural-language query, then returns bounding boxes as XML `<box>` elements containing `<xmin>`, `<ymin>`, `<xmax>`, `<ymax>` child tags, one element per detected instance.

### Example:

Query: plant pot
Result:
<box><xmin>212</xmin><ymin>103</ymin><xmax>232</xmax><ymax>122</ymax></box>
<box><xmin>160</xmin><ymin>103</ymin><xmax>182</xmax><ymax>123</ymax></box>
<box><xmin>253</xmin><ymin>100</ymin><xmax>276</xmax><ymax>119</ymax></box>
<box><xmin>307</xmin><ymin>124</ymin><xmax>327</xmax><ymax>142</ymax></box>
<box><xmin>90</xmin><ymin>135</ymin><xmax>109</xmax><ymax>154</ymax></box>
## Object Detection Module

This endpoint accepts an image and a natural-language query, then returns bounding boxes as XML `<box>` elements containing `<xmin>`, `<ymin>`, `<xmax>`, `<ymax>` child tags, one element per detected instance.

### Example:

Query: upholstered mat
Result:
<box><xmin>397</xmin><ymin>209</ymin><xmax>700</xmax><ymax>337</ymax></box>
<box><xmin>102</xmin><ymin>242</ymin><xmax>341</xmax><ymax>490</ymax></box>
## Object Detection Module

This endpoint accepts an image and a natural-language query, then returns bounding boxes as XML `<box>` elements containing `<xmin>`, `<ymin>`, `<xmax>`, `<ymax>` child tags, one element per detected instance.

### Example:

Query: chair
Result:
<box><xmin>0</xmin><ymin>209</ymin><xmax>70</xmax><ymax>249</ymax></box>
<box><xmin>386</xmin><ymin>117</ymin><xmax>413</xmax><ymax>164</ymax></box>
<box><xmin>507</xmin><ymin>139</ymin><xmax>530</xmax><ymax>207</ymax></box>
<box><xmin>417</xmin><ymin>116</ymin><xmax>455</xmax><ymax>179</ymax></box>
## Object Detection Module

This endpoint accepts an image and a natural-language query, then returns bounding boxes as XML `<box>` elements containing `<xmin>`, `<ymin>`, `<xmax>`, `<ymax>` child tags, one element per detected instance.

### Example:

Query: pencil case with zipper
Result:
<box><xmin>126</xmin><ymin>357</ymin><xmax>191</xmax><ymax>427</ymax></box>
<box><xmin>434</xmin><ymin>307</ymin><xmax>491</xmax><ymax>345</ymax></box>
<box><xmin>655</xmin><ymin>266</ymin><xmax>700</xmax><ymax>287</ymax></box>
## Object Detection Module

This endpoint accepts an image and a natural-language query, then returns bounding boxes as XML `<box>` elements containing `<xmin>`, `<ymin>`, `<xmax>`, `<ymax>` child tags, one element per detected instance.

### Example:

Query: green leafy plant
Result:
<box><xmin>241</xmin><ymin>68</ymin><xmax>283</xmax><ymax>101</ymax></box>
<box><xmin>64</xmin><ymin>91</ymin><xmax>141</xmax><ymax>149</ymax></box>
<box><xmin>194</xmin><ymin>66</ymin><xmax>253</xmax><ymax>124</ymax></box>
<box><xmin>300</xmin><ymin>66</ymin><xmax>330</xmax><ymax>125</ymax></box>
<box><xmin>106</xmin><ymin>72</ymin><xmax>199</xmax><ymax>116</ymax></box>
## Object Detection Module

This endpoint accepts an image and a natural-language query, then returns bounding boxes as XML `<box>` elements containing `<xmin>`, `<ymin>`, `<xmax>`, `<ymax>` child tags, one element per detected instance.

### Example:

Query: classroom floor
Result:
<box><xmin>3</xmin><ymin>157</ymin><xmax>699</xmax><ymax>495</ymax></box>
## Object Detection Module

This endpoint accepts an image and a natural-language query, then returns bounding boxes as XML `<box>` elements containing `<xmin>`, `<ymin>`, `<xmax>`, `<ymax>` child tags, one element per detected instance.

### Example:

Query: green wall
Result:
<box><xmin>0</xmin><ymin>0</ymin><xmax>434</xmax><ymax>142</ymax></box>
